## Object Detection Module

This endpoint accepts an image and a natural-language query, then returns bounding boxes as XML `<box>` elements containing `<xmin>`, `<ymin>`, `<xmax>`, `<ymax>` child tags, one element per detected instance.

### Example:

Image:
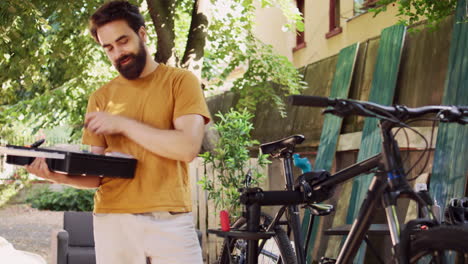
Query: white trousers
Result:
<box><xmin>93</xmin><ymin>212</ymin><xmax>203</xmax><ymax>264</ymax></box>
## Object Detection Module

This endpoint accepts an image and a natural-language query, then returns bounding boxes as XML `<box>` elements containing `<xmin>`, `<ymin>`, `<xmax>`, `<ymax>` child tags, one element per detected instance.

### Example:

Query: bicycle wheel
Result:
<box><xmin>217</xmin><ymin>213</ymin><xmax>297</xmax><ymax>264</ymax></box>
<box><xmin>408</xmin><ymin>225</ymin><xmax>468</xmax><ymax>263</ymax></box>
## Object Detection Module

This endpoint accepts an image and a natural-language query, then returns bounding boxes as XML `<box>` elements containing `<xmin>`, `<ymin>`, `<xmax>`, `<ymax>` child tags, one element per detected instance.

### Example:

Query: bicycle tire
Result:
<box><xmin>408</xmin><ymin>225</ymin><xmax>468</xmax><ymax>263</ymax></box>
<box><xmin>217</xmin><ymin>213</ymin><xmax>297</xmax><ymax>264</ymax></box>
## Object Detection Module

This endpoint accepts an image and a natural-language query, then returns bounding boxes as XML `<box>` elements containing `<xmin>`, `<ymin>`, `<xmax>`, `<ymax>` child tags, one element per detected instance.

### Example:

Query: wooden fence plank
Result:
<box><xmin>431</xmin><ymin>0</ymin><xmax>468</xmax><ymax>211</ymax></box>
<box><xmin>324</xmin><ymin>24</ymin><xmax>406</xmax><ymax>262</ymax></box>
<box><xmin>346</xmin><ymin>24</ymin><xmax>406</xmax><ymax>222</ymax></box>
<box><xmin>302</xmin><ymin>42</ymin><xmax>360</xmax><ymax>263</ymax></box>
<box><xmin>197</xmin><ymin>160</ymin><xmax>208</xmax><ymax>262</ymax></box>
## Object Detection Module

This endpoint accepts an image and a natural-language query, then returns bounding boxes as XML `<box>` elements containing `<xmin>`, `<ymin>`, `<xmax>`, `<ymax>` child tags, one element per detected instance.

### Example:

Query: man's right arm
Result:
<box><xmin>25</xmin><ymin>146</ymin><xmax>105</xmax><ymax>189</ymax></box>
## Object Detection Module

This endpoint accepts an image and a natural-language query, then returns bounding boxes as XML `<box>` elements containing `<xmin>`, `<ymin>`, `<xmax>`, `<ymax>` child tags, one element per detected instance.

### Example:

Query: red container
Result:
<box><xmin>220</xmin><ymin>210</ymin><xmax>230</xmax><ymax>231</ymax></box>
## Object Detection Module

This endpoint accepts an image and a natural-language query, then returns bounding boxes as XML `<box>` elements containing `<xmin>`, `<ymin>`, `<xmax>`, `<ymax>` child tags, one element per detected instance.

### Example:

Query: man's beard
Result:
<box><xmin>115</xmin><ymin>40</ymin><xmax>147</xmax><ymax>80</ymax></box>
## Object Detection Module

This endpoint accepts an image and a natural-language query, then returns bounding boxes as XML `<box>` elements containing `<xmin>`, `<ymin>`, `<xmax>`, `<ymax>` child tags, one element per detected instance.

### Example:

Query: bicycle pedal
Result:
<box><xmin>319</xmin><ymin>257</ymin><xmax>336</xmax><ymax>264</ymax></box>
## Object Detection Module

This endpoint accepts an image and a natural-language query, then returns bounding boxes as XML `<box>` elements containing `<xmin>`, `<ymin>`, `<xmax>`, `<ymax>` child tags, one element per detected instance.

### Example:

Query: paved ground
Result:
<box><xmin>0</xmin><ymin>204</ymin><xmax>63</xmax><ymax>263</ymax></box>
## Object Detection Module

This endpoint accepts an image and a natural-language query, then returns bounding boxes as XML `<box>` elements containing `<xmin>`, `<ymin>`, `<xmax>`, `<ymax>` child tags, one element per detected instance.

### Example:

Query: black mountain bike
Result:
<box><xmin>209</xmin><ymin>95</ymin><xmax>468</xmax><ymax>264</ymax></box>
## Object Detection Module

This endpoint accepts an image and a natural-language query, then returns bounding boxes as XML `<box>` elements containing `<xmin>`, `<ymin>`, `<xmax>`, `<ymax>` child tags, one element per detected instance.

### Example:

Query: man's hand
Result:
<box><xmin>85</xmin><ymin>112</ymin><xmax>128</xmax><ymax>135</ymax></box>
<box><xmin>25</xmin><ymin>158</ymin><xmax>61</xmax><ymax>183</ymax></box>
<box><xmin>25</xmin><ymin>157</ymin><xmax>101</xmax><ymax>188</ymax></box>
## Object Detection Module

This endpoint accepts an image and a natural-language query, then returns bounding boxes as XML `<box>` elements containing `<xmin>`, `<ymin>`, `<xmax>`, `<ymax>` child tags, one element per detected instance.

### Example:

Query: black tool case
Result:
<box><xmin>5</xmin><ymin>145</ymin><xmax>137</xmax><ymax>179</ymax></box>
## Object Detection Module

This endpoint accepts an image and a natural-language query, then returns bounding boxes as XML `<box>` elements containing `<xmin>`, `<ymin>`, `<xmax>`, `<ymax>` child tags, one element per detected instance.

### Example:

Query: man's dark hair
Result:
<box><xmin>89</xmin><ymin>1</ymin><xmax>145</xmax><ymax>43</ymax></box>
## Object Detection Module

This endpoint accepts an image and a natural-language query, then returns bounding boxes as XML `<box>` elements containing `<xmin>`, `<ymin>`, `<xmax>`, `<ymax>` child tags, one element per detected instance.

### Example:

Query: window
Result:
<box><xmin>363</xmin><ymin>0</ymin><xmax>380</xmax><ymax>8</ymax></box>
<box><xmin>354</xmin><ymin>0</ymin><xmax>380</xmax><ymax>15</ymax></box>
<box><xmin>293</xmin><ymin>0</ymin><xmax>306</xmax><ymax>52</ymax></box>
<box><xmin>354</xmin><ymin>0</ymin><xmax>366</xmax><ymax>15</ymax></box>
<box><xmin>325</xmin><ymin>0</ymin><xmax>342</xmax><ymax>39</ymax></box>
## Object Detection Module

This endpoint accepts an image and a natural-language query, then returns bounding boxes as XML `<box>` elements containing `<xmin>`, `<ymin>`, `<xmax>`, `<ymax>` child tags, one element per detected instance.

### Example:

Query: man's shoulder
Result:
<box><xmin>90</xmin><ymin>76</ymin><xmax>120</xmax><ymax>98</ymax></box>
<box><xmin>160</xmin><ymin>64</ymin><xmax>195</xmax><ymax>80</ymax></box>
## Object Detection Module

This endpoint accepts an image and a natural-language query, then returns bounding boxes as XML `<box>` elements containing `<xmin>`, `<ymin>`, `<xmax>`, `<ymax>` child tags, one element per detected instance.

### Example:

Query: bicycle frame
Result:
<box><xmin>242</xmin><ymin>119</ymin><xmax>438</xmax><ymax>264</ymax></box>
<box><xmin>244</xmin><ymin>150</ymin><xmax>307</xmax><ymax>264</ymax></box>
<box><xmin>328</xmin><ymin>120</ymin><xmax>436</xmax><ymax>264</ymax></box>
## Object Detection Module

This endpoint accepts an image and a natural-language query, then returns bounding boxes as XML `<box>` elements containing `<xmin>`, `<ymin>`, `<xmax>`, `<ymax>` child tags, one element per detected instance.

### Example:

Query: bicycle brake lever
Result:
<box><xmin>322</xmin><ymin>108</ymin><xmax>347</xmax><ymax>118</ymax></box>
<box><xmin>438</xmin><ymin>108</ymin><xmax>463</xmax><ymax>123</ymax></box>
<box><xmin>322</xmin><ymin>101</ymin><xmax>365</xmax><ymax>118</ymax></box>
<box><xmin>322</xmin><ymin>108</ymin><xmax>335</xmax><ymax>115</ymax></box>
<box><xmin>459</xmin><ymin>118</ymin><xmax>468</xmax><ymax>125</ymax></box>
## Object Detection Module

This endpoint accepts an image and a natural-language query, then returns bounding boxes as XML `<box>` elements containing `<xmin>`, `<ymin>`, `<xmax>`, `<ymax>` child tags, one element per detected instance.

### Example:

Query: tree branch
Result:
<box><xmin>180</xmin><ymin>0</ymin><xmax>210</xmax><ymax>78</ymax></box>
<box><xmin>146</xmin><ymin>0</ymin><xmax>177</xmax><ymax>66</ymax></box>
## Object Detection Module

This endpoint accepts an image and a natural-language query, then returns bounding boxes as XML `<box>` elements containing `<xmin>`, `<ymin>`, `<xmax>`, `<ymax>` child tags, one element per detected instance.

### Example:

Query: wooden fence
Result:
<box><xmin>189</xmin><ymin>124</ymin><xmax>443</xmax><ymax>263</ymax></box>
<box><xmin>189</xmin><ymin>158</ymin><xmax>269</xmax><ymax>263</ymax></box>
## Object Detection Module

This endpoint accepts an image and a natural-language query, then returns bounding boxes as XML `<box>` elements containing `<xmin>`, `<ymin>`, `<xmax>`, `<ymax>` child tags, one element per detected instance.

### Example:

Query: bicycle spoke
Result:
<box><xmin>259</xmin><ymin>238</ymin><xmax>280</xmax><ymax>264</ymax></box>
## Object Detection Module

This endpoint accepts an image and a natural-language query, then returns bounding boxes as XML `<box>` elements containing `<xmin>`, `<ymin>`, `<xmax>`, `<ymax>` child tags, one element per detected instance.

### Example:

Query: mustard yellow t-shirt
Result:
<box><xmin>82</xmin><ymin>64</ymin><xmax>211</xmax><ymax>213</ymax></box>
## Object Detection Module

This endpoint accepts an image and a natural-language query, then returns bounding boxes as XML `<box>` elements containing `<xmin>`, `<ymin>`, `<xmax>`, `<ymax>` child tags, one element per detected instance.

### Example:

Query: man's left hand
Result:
<box><xmin>85</xmin><ymin>112</ymin><xmax>128</xmax><ymax>135</ymax></box>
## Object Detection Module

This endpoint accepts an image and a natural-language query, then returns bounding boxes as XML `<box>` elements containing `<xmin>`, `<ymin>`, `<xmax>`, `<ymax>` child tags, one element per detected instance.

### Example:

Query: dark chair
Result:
<box><xmin>52</xmin><ymin>211</ymin><xmax>96</xmax><ymax>264</ymax></box>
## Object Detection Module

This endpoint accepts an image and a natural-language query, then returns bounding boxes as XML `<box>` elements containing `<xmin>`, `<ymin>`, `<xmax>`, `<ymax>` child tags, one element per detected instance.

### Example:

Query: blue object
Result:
<box><xmin>293</xmin><ymin>153</ymin><xmax>312</xmax><ymax>173</ymax></box>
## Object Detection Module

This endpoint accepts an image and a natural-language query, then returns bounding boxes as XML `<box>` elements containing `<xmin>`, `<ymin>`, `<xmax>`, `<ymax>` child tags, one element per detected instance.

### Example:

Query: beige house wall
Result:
<box><xmin>294</xmin><ymin>1</ymin><xmax>404</xmax><ymax>67</ymax></box>
<box><xmin>253</xmin><ymin>4</ymin><xmax>295</xmax><ymax>61</ymax></box>
<box><xmin>254</xmin><ymin>1</ymin><xmax>405</xmax><ymax>68</ymax></box>
<box><xmin>227</xmin><ymin>1</ymin><xmax>406</xmax><ymax>95</ymax></box>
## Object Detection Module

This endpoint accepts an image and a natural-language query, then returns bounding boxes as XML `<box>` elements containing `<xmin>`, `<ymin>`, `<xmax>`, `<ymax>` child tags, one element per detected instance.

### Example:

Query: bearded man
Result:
<box><xmin>26</xmin><ymin>1</ymin><xmax>209</xmax><ymax>263</ymax></box>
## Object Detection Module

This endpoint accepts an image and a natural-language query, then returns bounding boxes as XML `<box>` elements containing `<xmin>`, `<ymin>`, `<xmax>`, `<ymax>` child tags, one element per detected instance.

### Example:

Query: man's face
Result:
<box><xmin>97</xmin><ymin>20</ymin><xmax>147</xmax><ymax>80</ymax></box>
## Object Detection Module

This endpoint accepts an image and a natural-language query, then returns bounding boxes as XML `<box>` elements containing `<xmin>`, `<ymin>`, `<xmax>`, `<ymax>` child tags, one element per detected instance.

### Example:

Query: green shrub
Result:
<box><xmin>198</xmin><ymin>109</ymin><xmax>270</xmax><ymax>218</ymax></box>
<box><xmin>26</xmin><ymin>187</ymin><xmax>95</xmax><ymax>211</ymax></box>
<box><xmin>0</xmin><ymin>168</ymin><xmax>32</xmax><ymax>208</ymax></box>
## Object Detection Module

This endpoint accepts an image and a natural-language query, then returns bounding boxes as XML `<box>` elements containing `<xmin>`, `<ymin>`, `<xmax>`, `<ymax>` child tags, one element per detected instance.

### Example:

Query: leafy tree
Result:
<box><xmin>202</xmin><ymin>1</ymin><xmax>306</xmax><ymax>114</ymax></box>
<box><xmin>0</xmin><ymin>0</ymin><xmax>305</xmax><ymax>143</ymax></box>
<box><xmin>0</xmin><ymin>0</ymin><xmax>114</xmax><ymax>140</ymax></box>
<box><xmin>369</xmin><ymin>0</ymin><xmax>460</xmax><ymax>29</ymax></box>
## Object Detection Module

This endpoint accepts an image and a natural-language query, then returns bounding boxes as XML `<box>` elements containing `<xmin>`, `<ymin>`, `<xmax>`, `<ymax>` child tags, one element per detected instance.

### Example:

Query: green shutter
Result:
<box><xmin>302</xmin><ymin>43</ymin><xmax>360</xmax><ymax>263</ymax></box>
<box><xmin>345</xmin><ymin>24</ymin><xmax>406</xmax><ymax>264</ymax></box>
<box><xmin>347</xmin><ymin>24</ymin><xmax>406</xmax><ymax>222</ymax></box>
<box><xmin>431</xmin><ymin>0</ymin><xmax>468</xmax><ymax>210</ymax></box>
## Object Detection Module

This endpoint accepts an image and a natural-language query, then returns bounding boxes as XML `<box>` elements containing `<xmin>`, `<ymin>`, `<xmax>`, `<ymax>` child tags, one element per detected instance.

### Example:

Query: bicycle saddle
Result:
<box><xmin>260</xmin><ymin>134</ymin><xmax>305</xmax><ymax>155</ymax></box>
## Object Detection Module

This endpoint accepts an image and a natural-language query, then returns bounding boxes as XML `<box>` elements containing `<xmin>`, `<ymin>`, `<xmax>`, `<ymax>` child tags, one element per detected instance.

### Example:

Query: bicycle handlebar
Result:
<box><xmin>289</xmin><ymin>95</ymin><xmax>468</xmax><ymax>124</ymax></box>
<box><xmin>289</xmin><ymin>95</ymin><xmax>333</xmax><ymax>108</ymax></box>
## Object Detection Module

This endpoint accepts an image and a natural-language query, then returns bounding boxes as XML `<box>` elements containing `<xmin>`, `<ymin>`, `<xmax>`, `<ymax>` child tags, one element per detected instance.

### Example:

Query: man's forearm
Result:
<box><xmin>25</xmin><ymin>157</ymin><xmax>102</xmax><ymax>189</ymax></box>
<box><xmin>84</xmin><ymin>112</ymin><xmax>206</xmax><ymax>162</ymax></box>
<box><xmin>118</xmin><ymin>115</ymin><xmax>205</xmax><ymax>162</ymax></box>
<box><xmin>122</xmin><ymin>118</ymin><xmax>200</xmax><ymax>162</ymax></box>
<box><xmin>50</xmin><ymin>172</ymin><xmax>101</xmax><ymax>189</ymax></box>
